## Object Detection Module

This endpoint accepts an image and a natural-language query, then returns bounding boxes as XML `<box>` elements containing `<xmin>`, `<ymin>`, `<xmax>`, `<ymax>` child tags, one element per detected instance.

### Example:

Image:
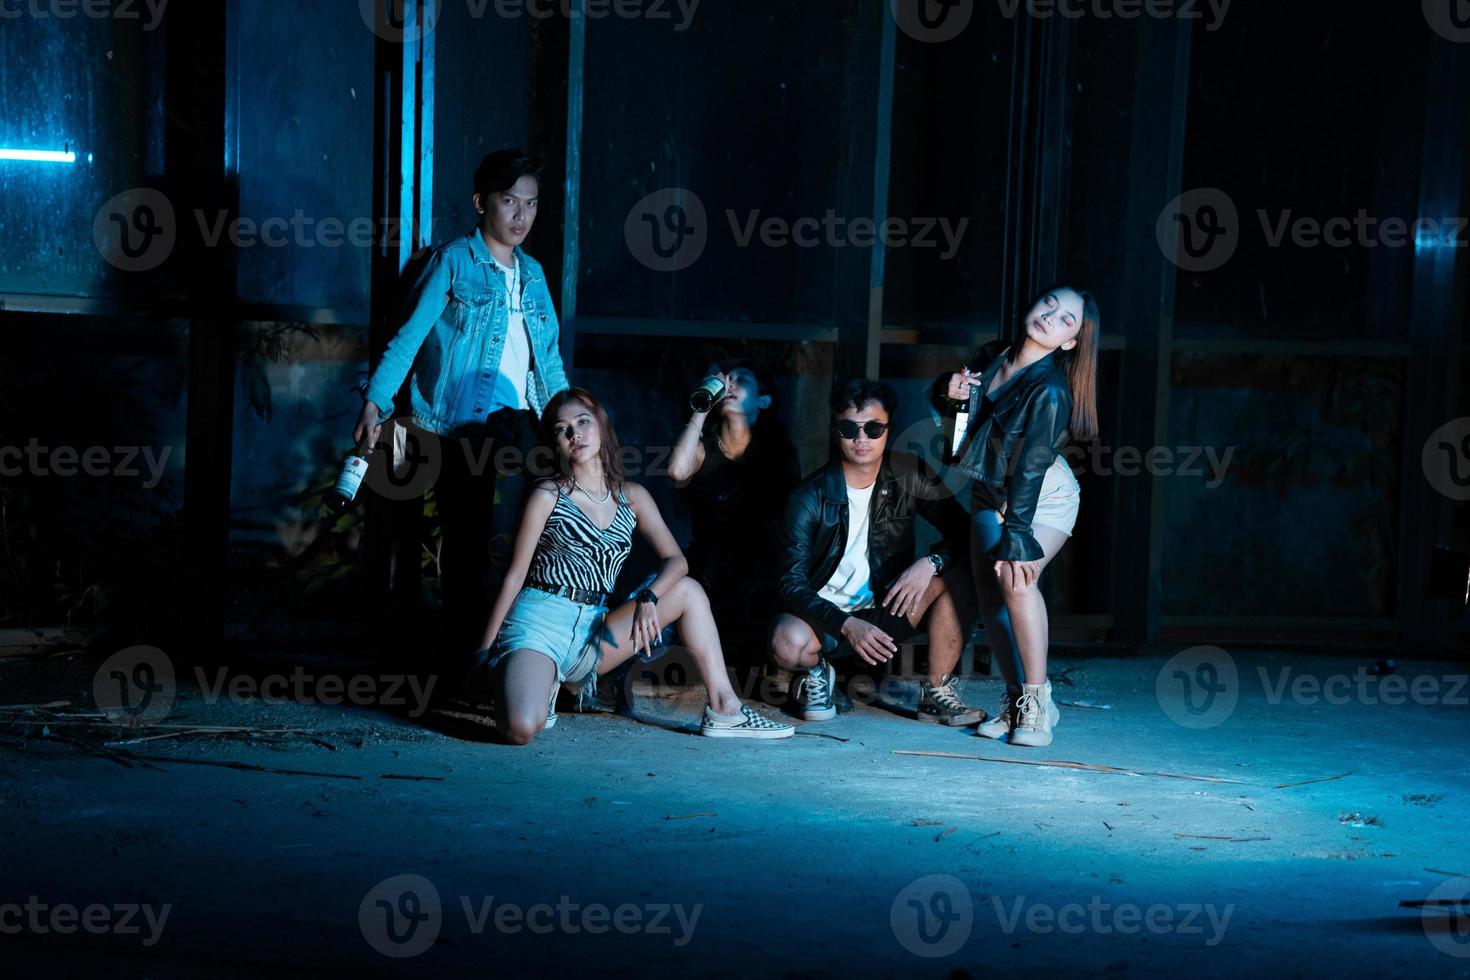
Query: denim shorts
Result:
<box><xmin>490</xmin><ymin>587</ymin><xmax>609</xmax><ymax>682</ymax></box>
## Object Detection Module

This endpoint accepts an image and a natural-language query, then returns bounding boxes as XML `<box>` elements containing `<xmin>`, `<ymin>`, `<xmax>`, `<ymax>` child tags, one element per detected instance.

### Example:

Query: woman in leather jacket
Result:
<box><xmin>933</xmin><ymin>286</ymin><xmax>1100</xmax><ymax>747</ymax></box>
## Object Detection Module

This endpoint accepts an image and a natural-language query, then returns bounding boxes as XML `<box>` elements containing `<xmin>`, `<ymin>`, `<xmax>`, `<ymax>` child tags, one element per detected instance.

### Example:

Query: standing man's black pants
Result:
<box><xmin>434</xmin><ymin>407</ymin><xmax>538</xmax><ymax>663</ymax></box>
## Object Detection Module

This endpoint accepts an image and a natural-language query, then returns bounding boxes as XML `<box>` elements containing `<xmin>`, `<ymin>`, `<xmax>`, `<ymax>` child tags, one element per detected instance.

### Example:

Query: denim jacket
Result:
<box><xmin>365</xmin><ymin>230</ymin><xmax>570</xmax><ymax>434</ymax></box>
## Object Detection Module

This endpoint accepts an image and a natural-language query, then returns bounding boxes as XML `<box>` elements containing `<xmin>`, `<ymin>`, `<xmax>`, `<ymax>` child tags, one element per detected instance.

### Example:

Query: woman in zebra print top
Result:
<box><xmin>478</xmin><ymin>388</ymin><xmax>793</xmax><ymax>744</ymax></box>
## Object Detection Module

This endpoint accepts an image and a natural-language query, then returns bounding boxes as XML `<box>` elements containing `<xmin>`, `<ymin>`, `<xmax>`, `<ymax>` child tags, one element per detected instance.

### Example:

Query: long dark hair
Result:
<box><xmin>1009</xmin><ymin>286</ymin><xmax>1100</xmax><ymax>443</ymax></box>
<box><xmin>535</xmin><ymin>388</ymin><xmax>627</xmax><ymax>492</ymax></box>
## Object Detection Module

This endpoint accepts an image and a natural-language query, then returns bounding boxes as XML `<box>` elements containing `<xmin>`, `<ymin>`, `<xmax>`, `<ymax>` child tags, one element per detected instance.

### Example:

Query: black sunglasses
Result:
<box><xmin>834</xmin><ymin>419</ymin><xmax>890</xmax><ymax>440</ymax></box>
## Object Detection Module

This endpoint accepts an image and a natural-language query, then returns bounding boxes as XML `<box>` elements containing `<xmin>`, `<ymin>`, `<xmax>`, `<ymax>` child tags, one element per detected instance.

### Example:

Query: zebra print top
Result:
<box><xmin>526</xmin><ymin>486</ymin><xmax>638</xmax><ymax>593</ymax></box>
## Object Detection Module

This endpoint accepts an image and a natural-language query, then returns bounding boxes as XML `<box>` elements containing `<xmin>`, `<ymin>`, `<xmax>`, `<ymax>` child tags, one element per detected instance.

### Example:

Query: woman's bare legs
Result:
<box><xmin>493</xmin><ymin>649</ymin><xmax>558</xmax><ymax>745</ymax></box>
<box><xmin>594</xmin><ymin>576</ymin><xmax>744</xmax><ymax>715</ymax></box>
<box><xmin>971</xmin><ymin>511</ymin><xmax>1021</xmax><ymax>690</ymax></box>
<box><xmin>1000</xmin><ymin>527</ymin><xmax>1070</xmax><ymax>684</ymax></box>
<box><xmin>971</xmin><ymin>510</ymin><xmax>1070</xmax><ymax>685</ymax></box>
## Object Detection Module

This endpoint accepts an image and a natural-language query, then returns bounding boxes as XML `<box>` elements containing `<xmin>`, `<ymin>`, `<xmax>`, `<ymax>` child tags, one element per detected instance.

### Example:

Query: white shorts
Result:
<box><xmin>994</xmin><ymin>457</ymin><xmax>1081</xmax><ymax>537</ymax></box>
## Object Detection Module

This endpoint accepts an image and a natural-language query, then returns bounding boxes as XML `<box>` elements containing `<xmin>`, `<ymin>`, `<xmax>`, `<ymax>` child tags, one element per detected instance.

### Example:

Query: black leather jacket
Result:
<box><xmin>778</xmin><ymin>451</ymin><xmax>968</xmax><ymax>638</ymax></box>
<box><xmin>930</xmin><ymin>340</ymin><xmax>1073</xmax><ymax>562</ymax></box>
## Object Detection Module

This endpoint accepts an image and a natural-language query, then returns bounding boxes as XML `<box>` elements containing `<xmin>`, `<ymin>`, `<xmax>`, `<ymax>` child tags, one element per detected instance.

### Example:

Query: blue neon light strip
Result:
<box><xmin>0</xmin><ymin>149</ymin><xmax>77</xmax><ymax>163</ymax></box>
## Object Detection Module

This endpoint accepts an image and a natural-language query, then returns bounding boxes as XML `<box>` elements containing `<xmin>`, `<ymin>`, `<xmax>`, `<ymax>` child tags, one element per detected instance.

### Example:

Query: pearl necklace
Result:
<box><xmin>571</xmin><ymin>475</ymin><xmax>611</xmax><ymax>504</ymax></box>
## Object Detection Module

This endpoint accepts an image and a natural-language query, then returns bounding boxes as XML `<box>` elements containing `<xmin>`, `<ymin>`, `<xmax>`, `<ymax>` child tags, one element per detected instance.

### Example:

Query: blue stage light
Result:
<box><xmin>0</xmin><ymin>148</ymin><xmax>78</xmax><ymax>164</ymax></box>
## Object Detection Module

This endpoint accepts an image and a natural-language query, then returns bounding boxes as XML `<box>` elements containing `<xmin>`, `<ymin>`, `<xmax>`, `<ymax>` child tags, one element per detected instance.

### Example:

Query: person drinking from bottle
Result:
<box><xmin>667</xmin><ymin>357</ymin><xmax>800</xmax><ymax>676</ymax></box>
<box><xmin>474</xmin><ymin>388</ymin><xmax>795</xmax><ymax>744</ymax></box>
<box><xmin>768</xmin><ymin>379</ymin><xmax>984</xmax><ymax>725</ymax></box>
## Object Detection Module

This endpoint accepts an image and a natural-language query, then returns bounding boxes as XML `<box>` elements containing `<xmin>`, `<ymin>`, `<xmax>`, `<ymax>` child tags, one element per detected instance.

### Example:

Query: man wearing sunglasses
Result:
<box><xmin>769</xmin><ymin>379</ymin><xmax>984</xmax><ymax>725</ymax></box>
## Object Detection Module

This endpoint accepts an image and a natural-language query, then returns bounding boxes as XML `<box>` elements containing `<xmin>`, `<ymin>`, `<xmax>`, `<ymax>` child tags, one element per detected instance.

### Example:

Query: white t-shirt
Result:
<box><xmin>489</xmin><ymin>258</ymin><xmax>530</xmax><ymax>412</ymax></box>
<box><xmin>817</xmin><ymin>481</ymin><xmax>876</xmax><ymax>612</ymax></box>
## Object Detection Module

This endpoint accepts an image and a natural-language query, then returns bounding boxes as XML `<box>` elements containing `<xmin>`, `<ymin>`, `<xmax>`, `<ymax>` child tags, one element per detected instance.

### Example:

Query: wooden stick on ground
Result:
<box><xmin>1274</xmin><ymin>772</ymin><xmax>1352</xmax><ymax>789</ymax></box>
<box><xmin>892</xmin><ymin>750</ymin><xmax>1247</xmax><ymax>784</ymax></box>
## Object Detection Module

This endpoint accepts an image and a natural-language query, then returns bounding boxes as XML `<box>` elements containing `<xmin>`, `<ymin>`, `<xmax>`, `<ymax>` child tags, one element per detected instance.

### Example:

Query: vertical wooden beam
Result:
<box><xmin>369</xmin><ymin>0</ymin><xmax>435</xmax><ymax>337</ymax></box>
<box><xmin>1001</xmin><ymin>15</ymin><xmax>1075</xmax><ymax>335</ymax></box>
<box><xmin>177</xmin><ymin>0</ymin><xmax>237</xmax><ymax>647</ymax></box>
<box><xmin>998</xmin><ymin>14</ymin><xmax>1031</xmax><ymax>336</ymax></box>
<box><xmin>1032</xmin><ymin>17</ymin><xmax>1073</xmax><ymax>290</ymax></box>
<box><xmin>1110</xmin><ymin>20</ymin><xmax>1192</xmax><ymax>644</ymax></box>
<box><xmin>366</xmin><ymin>0</ymin><xmax>435</xmax><ymax>648</ymax></box>
<box><xmin>1398</xmin><ymin>36</ymin><xmax>1468</xmax><ymax>651</ymax></box>
<box><xmin>416</xmin><ymin>18</ymin><xmax>435</xmax><ymax>255</ymax></box>
<box><xmin>559</xmin><ymin>12</ymin><xmax>586</xmax><ymax>378</ymax></box>
<box><xmin>834</xmin><ymin>0</ymin><xmax>896</xmax><ymax>383</ymax></box>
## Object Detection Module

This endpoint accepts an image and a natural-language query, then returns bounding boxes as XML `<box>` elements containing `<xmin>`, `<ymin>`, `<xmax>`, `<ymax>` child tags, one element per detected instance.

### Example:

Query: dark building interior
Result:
<box><xmin>2</xmin><ymin>1</ymin><xmax>1468</xmax><ymax>976</ymax></box>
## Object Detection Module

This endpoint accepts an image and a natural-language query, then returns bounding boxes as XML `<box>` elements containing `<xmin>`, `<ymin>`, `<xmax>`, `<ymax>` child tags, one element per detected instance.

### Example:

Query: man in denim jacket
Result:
<box><xmin>352</xmin><ymin>149</ymin><xmax>569</xmax><ymax>658</ymax></box>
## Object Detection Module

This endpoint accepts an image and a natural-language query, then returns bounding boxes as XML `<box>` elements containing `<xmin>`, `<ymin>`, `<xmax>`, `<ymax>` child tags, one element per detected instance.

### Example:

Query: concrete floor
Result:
<box><xmin>1</xmin><ymin>647</ymin><xmax>1467</xmax><ymax>978</ymax></box>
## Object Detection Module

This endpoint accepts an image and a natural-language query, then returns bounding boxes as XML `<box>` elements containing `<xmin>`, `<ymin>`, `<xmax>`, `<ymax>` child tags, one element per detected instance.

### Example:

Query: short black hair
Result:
<box><xmin>830</xmin><ymin>378</ymin><xmax>896</xmax><ymax>417</ymax></box>
<box><xmin>474</xmin><ymin>150</ymin><xmax>542</xmax><ymax>200</ymax></box>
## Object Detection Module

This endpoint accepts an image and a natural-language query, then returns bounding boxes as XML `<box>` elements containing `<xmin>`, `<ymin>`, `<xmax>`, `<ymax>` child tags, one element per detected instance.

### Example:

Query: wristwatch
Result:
<box><xmin>635</xmin><ymin>588</ymin><xmax>659</xmax><ymax>606</ymax></box>
<box><xmin>926</xmin><ymin>554</ymin><xmax>945</xmax><ymax>575</ymax></box>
